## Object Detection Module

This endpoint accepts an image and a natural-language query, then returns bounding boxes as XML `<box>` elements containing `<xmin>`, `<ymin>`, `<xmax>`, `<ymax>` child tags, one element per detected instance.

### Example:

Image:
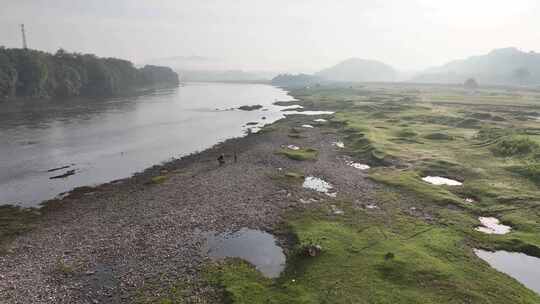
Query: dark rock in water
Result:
<box><xmin>50</xmin><ymin>170</ymin><xmax>76</xmax><ymax>179</ymax></box>
<box><xmin>47</xmin><ymin>165</ymin><xmax>72</xmax><ymax>173</ymax></box>
<box><xmin>238</xmin><ymin>105</ymin><xmax>263</xmax><ymax>111</ymax></box>
<box><xmin>262</xmin><ymin>116</ymin><xmax>267</xmax><ymax>120</ymax></box>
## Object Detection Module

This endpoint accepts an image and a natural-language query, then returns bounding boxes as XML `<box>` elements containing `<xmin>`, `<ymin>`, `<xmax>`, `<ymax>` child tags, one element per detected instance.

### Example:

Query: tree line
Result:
<box><xmin>0</xmin><ymin>48</ymin><xmax>179</xmax><ymax>101</ymax></box>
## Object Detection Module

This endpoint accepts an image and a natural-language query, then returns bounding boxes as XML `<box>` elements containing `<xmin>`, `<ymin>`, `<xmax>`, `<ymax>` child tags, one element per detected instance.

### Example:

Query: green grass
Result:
<box><xmin>369</xmin><ymin>169</ymin><xmax>464</xmax><ymax>207</ymax></box>
<box><xmin>424</xmin><ymin>132</ymin><xmax>454</xmax><ymax>141</ymax></box>
<box><xmin>196</xmin><ymin>84</ymin><xmax>540</xmax><ymax>303</ymax></box>
<box><xmin>492</xmin><ymin>136</ymin><xmax>540</xmax><ymax>157</ymax></box>
<box><xmin>150</xmin><ymin>175</ymin><xmax>169</xmax><ymax>184</ymax></box>
<box><xmin>206</xmin><ymin>202</ymin><xmax>540</xmax><ymax>303</ymax></box>
<box><xmin>277</xmin><ymin>148</ymin><xmax>319</xmax><ymax>161</ymax></box>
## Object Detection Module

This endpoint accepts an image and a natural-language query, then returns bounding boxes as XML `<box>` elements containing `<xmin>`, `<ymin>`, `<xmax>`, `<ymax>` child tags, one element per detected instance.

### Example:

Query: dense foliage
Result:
<box><xmin>0</xmin><ymin>48</ymin><xmax>179</xmax><ymax>100</ymax></box>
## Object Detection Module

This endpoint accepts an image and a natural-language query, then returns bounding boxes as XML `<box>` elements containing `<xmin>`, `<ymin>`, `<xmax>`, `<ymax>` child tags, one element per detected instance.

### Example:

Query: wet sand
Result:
<box><xmin>0</xmin><ymin>114</ymin><xmax>376</xmax><ymax>303</ymax></box>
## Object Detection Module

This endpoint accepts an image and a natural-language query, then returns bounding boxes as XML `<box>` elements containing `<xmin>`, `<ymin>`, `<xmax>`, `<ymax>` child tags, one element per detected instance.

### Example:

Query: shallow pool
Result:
<box><xmin>475</xmin><ymin>249</ymin><xmax>540</xmax><ymax>295</ymax></box>
<box><xmin>203</xmin><ymin>228</ymin><xmax>286</xmax><ymax>278</ymax></box>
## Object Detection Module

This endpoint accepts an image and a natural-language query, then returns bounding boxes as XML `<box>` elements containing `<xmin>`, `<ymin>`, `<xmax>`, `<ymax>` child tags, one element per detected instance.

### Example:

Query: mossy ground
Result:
<box><xmin>205</xmin><ymin>201</ymin><xmax>540</xmax><ymax>303</ymax></box>
<box><xmin>277</xmin><ymin>148</ymin><xmax>319</xmax><ymax>161</ymax></box>
<box><xmin>204</xmin><ymin>84</ymin><xmax>540</xmax><ymax>303</ymax></box>
<box><xmin>0</xmin><ymin>205</ymin><xmax>41</xmax><ymax>253</ymax></box>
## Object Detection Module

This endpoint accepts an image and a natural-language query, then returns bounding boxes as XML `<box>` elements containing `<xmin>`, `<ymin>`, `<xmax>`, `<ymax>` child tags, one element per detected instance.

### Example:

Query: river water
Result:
<box><xmin>0</xmin><ymin>82</ymin><xmax>295</xmax><ymax>207</ymax></box>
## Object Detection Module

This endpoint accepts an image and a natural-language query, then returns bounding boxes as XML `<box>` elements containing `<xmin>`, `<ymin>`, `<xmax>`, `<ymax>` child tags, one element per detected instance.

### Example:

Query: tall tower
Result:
<box><xmin>20</xmin><ymin>24</ymin><xmax>28</xmax><ymax>49</ymax></box>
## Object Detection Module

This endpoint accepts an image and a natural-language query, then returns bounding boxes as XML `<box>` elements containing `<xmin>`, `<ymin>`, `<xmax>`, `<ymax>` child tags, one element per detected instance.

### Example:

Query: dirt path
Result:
<box><xmin>0</xmin><ymin>115</ymin><xmax>377</xmax><ymax>303</ymax></box>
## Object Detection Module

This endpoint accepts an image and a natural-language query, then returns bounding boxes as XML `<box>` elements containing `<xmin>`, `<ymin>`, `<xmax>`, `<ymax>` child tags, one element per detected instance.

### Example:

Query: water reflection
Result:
<box><xmin>0</xmin><ymin>82</ymin><xmax>295</xmax><ymax>207</ymax></box>
<box><xmin>475</xmin><ymin>249</ymin><xmax>540</xmax><ymax>295</ymax></box>
<box><xmin>203</xmin><ymin>228</ymin><xmax>286</xmax><ymax>278</ymax></box>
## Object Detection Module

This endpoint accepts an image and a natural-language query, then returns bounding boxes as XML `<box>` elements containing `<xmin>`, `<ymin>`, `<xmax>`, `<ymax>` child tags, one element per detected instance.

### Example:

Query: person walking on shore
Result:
<box><xmin>217</xmin><ymin>154</ymin><xmax>225</xmax><ymax>166</ymax></box>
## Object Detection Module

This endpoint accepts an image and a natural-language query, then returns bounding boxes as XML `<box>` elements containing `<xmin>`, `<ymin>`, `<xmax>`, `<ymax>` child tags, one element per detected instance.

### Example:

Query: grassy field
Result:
<box><xmin>204</xmin><ymin>84</ymin><xmax>540</xmax><ymax>303</ymax></box>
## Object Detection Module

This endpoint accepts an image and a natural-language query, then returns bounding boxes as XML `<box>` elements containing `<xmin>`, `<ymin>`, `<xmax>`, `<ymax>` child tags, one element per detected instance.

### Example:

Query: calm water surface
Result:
<box><xmin>0</xmin><ymin>82</ymin><xmax>295</xmax><ymax>207</ymax></box>
<box><xmin>475</xmin><ymin>249</ymin><xmax>540</xmax><ymax>295</ymax></box>
<box><xmin>203</xmin><ymin>228</ymin><xmax>286</xmax><ymax>278</ymax></box>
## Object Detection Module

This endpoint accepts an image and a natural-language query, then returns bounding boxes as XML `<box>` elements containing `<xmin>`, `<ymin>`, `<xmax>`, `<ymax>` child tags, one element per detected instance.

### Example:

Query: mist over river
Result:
<box><xmin>0</xmin><ymin>82</ymin><xmax>295</xmax><ymax>207</ymax></box>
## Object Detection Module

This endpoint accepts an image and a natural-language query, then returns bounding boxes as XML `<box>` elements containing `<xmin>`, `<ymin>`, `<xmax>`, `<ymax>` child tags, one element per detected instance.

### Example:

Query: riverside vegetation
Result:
<box><xmin>197</xmin><ymin>84</ymin><xmax>540</xmax><ymax>303</ymax></box>
<box><xmin>0</xmin><ymin>47</ymin><xmax>179</xmax><ymax>101</ymax></box>
<box><xmin>3</xmin><ymin>83</ymin><xmax>540</xmax><ymax>303</ymax></box>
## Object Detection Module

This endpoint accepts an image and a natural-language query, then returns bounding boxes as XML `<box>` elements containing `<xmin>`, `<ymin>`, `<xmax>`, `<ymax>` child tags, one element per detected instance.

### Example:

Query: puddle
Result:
<box><xmin>334</xmin><ymin>142</ymin><xmax>345</xmax><ymax>148</ymax></box>
<box><xmin>474</xmin><ymin>249</ymin><xmax>540</xmax><ymax>295</ymax></box>
<box><xmin>301</xmin><ymin>124</ymin><xmax>314</xmax><ymax>128</ymax></box>
<box><xmin>303</xmin><ymin>176</ymin><xmax>337</xmax><ymax>197</ymax></box>
<box><xmin>279</xmin><ymin>104</ymin><xmax>304</xmax><ymax>111</ymax></box>
<box><xmin>422</xmin><ymin>176</ymin><xmax>462</xmax><ymax>186</ymax></box>
<box><xmin>287</xmin><ymin>145</ymin><xmax>300</xmax><ymax>150</ymax></box>
<box><xmin>475</xmin><ymin>217</ymin><xmax>511</xmax><ymax>235</ymax></box>
<box><xmin>284</xmin><ymin>111</ymin><xmax>335</xmax><ymax>116</ymax></box>
<box><xmin>204</xmin><ymin>228</ymin><xmax>286</xmax><ymax>278</ymax></box>
<box><xmin>314</xmin><ymin>119</ymin><xmax>327</xmax><ymax>122</ymax></box>
<box><xmin>347</xmin><ymin>161</ymin><xmax>370</xmax><ymax>170</ymax></box>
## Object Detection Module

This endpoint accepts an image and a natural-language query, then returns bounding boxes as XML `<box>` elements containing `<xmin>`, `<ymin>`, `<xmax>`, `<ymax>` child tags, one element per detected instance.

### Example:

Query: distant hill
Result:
<box><xmin>0</xmin><ymin>48</ymin><xmax>179</xmax><ymax>101</ymax></box>
<box><xmin>271</xmin><ymin>73</ymin><xmax>324</xmax><ymax>88</ymax></box>
<box><xmin>414</xmin><ymin>47</ymin><xmax>540</xmax><ymax>85</ymax></box>
<box><xmin>144</xmin><ymin>56</ymin><xmax>277</xmax><ymax>82</ymax></box>
<box><xmin>315</xmin><ymin>58</ymin><xmax>398</xmax><ymax>82</ymax></box>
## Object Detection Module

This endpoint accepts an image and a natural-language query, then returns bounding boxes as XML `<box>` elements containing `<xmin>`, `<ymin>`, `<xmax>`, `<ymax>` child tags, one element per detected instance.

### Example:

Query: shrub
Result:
<box><xmin>492</xmin><ymin>136</ymin><xmax>539</xmax><ymax>157</ymax></box>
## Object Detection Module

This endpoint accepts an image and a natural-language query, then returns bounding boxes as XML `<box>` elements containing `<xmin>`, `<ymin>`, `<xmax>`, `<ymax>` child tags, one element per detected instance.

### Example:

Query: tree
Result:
<box><xmin>0</xmin><ymin>51</ymin><xmax>17</xmax><ymax>99</ymax></box>
<box><xmin>0</xmin><ymin>48</ymin><xmax>179</xmax><ymax>101</ymax></box>
<box><xmin>464</xmin><ymin>78</ymin><xmax>478</xmax><ymax>90</ymax></box>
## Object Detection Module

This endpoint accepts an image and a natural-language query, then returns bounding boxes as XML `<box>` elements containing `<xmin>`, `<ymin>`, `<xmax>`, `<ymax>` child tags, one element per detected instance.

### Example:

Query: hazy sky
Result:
<box><xmin>1</xmin><ymin>0</ymin><xmax>539</xmax><ymax>72</ymax></box>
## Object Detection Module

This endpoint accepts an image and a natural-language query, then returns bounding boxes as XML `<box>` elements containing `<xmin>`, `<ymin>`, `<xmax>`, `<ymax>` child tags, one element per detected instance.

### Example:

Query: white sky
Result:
<box><xmin>1</xmin><ymin>0</ymin><xmax>539</xmax><ymax>72</ymax></box>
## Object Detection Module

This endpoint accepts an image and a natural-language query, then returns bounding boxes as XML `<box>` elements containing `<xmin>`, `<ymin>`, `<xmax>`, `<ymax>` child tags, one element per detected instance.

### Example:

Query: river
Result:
<box><xmin>0</xmin><ymin>82</ymin><xmax>295</xmax><ymax>207</ymax></box>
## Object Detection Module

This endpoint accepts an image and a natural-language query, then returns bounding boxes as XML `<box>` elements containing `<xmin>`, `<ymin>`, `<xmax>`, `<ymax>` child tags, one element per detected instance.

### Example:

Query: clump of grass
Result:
<box><xmin>468</xmin><ymin>112</ymin><xmax>506</xmax><ymax>122</ymax></box>
<box><xmin>401</xmin><ymin>114</ymin><xmax>462</xmax><ymax>126</ymax></box>
<box><xmin>469</xmin><ymin>112</ymin><xmax>493</xmax><ymax>120</ymax></box>
<box><xmin>475</xmin><ymin>127</ymin><xmax>512</xmax><ymax>141</ymax></box>
<box><xmin>395</xmin><ymin>129</ymin><xmax>418</xmax><ymax>138</ymax></box>
<box><xmin>369</xmin><ymin>169</ymin><xmax>463</xmax><ymax>206</ymax></box>
<box><xmin>288</xmin><ymin>133</ymin><xmax>305</xmax><ymax>139</ymax></box>
<box><xmin>344</xmin><ymin>132</ymin><xmax>394</xmax><ymax>165</ymax></box>
<box><xmin>55</xmin><ymin>258</ymin><xmax>76</xmax><ymax>276</ymax></box>
<box><xmin>424</xmin><ymin>132</ymin><xmax>454</xmax><ymax>141</ymax></box>
<box><xmin>0</xmin><ymin>205</ymin><xmax>41</xmax><ymax>252</ymax></box>
<box><xmin>417</xmin><ymin>159</ymin><xmax>471</xmax><ymax>181</ymax></box>
<box><xmin>508</xmin><ymin>162</ymin><xmax>540</xmax><ymax>183</ymax></box>
<box><xmin>284</xmin><ymin>172</ymin><xmax>305</xmax><ymax>179</ymax></box>
<box><xmin>492</xmin><ymin>136</ymin><xmax>539</xmax><ymax>157</ymax></box>
<box><xmin>150</xmin><ymin>175</ymin><xmax>169</xmax><ymax>184</ymax></box>
<box><xmin>290</xmin><ymin>127</ymin><xmax>303</xmax><ymax>134</ymax></box>
<box><xmin>258</xmin><ymin>125</ymin><xmax>277</xmax><ymax>134</ymax></box>
<box><xmin>277</xmin><ymin>148</ymin><xmax>318</xmax><ymax>161</ymax></box>
<box><xmin>456</xmin><ymin>118</ymin><xmax>481</xmax><ymax>129</ymax></box>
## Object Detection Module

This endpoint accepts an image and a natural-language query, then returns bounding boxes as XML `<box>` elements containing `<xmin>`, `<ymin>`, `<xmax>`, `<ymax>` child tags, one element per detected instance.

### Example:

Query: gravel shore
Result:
<box><xmin>0</xmin><ymin>115</ymin><xmax>376</xmax><ymax>303</ymax></box>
